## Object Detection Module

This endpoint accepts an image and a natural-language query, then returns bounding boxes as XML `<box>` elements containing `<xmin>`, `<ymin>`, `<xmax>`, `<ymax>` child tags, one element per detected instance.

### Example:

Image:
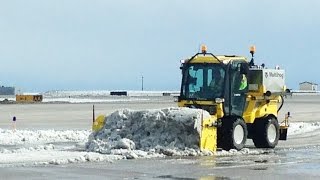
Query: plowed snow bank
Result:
<box><xmin>86</xmin><ymin>107</ymin><xmax>212</xmax><ymax>157</ymax></box>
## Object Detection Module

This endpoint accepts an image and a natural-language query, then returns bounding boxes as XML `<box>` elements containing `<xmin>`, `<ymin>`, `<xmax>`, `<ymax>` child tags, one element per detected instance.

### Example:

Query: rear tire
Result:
<box><xmin>218</xmin><ymin>117</ymin><xmax>247</xmax><ymax>150</ymax></box>
<box><xmin>252</xmin><ymin>116</ymin><xmax>279</xmax><ymax>148</ymax></box>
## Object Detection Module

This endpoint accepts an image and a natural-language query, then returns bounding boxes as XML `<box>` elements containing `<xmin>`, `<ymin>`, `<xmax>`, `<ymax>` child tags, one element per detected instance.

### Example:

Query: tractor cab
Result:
<box><xmin>178</xmin><ymin>45</ymin><xmax>249</xmax><ymax>119</ymax></box>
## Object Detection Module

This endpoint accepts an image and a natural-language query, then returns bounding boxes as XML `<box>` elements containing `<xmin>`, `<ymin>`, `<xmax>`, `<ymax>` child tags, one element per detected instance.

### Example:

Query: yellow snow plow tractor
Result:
<box><xmin>178</xmin><ymin>45</ymin><xmax>289</xmax><ymax>151</ymax></box>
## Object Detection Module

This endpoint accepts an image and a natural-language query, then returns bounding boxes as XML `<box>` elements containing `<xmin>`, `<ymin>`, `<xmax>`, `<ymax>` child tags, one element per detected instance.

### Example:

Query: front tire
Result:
<box><xmin>252</xmin><ymin>116</ymin><xmax>280</xmax><ymax>148</ymax></box>
<box><xmin>218</xmin><ymin>117</ymin><xmax>247</xmax><ymax>150</ymax></box>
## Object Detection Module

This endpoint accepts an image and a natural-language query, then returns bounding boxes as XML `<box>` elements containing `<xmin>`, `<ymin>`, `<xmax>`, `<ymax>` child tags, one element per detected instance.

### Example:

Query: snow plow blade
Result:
<box><xmin>200</xmin><ymin>116</ymin><xmax>217</xmax><ymax>152</ymax></box>
<box><xmin>92</xmin><ymin>115</ymin><xmax>105</xmax><ymax>132</ymax></box>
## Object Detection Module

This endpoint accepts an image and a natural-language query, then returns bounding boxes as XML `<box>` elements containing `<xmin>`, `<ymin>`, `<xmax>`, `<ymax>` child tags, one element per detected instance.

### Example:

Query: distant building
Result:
<box><xmin>299</xmin><ymin>81</ymin><xmax>318</xmax><ymax>91</ymax></box>
<box><xmin>0</xmin><ymin>86</ymin><xmax>15</xmax><ymax>95</ymax></box>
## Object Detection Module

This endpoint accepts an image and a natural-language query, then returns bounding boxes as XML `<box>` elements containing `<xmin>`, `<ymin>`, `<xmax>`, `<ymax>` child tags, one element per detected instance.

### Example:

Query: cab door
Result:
<box><xmin>229</xmin><ymin>61</ymin><xmax>248</xmax><ymax>116</ymax></box>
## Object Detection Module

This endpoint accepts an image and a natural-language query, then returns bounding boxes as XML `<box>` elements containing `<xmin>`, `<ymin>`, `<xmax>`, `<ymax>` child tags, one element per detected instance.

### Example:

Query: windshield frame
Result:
<box><xmin>180</xmin><ymin>63</ymin><xmax>226</xmax><ymax>101</ymax></box>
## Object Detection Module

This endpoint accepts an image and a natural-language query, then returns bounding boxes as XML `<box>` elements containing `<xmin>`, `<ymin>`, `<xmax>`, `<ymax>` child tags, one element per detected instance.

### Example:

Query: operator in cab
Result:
<box><xmin>239</xmin><ymin>74</ymin><xmax>248</xmax><ymax>91</ymax></box>
<box><xmin>209</xmin><ymin>70</ymin><xmax>224</xmax><ymax>97</ymax></box>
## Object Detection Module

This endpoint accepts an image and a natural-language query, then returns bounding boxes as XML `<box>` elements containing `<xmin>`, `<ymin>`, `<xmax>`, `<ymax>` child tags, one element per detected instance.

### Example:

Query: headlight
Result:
<box><xmin>215</xmin><ymin>98</ymin><xmax>225</xmax><ymax>103</ymax></box>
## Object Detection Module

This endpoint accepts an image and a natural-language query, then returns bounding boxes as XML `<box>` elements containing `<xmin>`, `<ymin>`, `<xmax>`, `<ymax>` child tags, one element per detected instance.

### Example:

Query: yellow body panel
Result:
<box><xmin>243</xmin><ymin>98</ymin><xmax>279</xmax><ymax>123</ymax></box>
<box><xmin>243</xmin><ymin>85</ymin><xmax>281</xmax><ymax>123</ymax></box>
<box><xmin>200</xmin><ymin>116</ymin><xmax>217</xmax><ymax>152</ymax></box>
<box><xmin>92</xmin><ymin>115</ymin><xmax>106</xmax><ymax>132</ymax></box>
<box><xmin>216</xmin><ymin>103</ymin><xmax>224</xmax><ymax>118</ymax></box>
<box><xmin>178</xmin><ymin>100</ymin><xmax>215</xmax><ymax>106</ymax></box>
<box><xmin>187</xmin><ymin>55</ymin><xmax>246</xmax><ymax>64</ymax></box>
<box><xmin>189</xmin><ymin>56</ymin><xmax>220</xmax><ymax>63</ymax></box>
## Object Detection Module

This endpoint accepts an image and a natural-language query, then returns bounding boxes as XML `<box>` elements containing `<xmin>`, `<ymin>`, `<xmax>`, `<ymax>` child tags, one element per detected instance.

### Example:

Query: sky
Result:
<box><xmin>0</xmin><ymin>0</ymin><xmax>319</xmax><ymax>92</ymax></box>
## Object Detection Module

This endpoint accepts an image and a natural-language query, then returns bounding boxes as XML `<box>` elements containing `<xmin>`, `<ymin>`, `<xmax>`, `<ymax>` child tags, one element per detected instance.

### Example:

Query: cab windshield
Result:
<box><xmin>181</xmin><ymin>64</ymin><xmax>225</xmax><ymax>100</ymax></box>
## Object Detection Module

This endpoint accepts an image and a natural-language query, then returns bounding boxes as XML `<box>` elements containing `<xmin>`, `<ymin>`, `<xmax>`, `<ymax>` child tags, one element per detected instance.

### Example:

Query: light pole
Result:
<box><xmin>141</xmin><ymin>75</ymin><xmax>144</xmax><ymax>91</ymax></box>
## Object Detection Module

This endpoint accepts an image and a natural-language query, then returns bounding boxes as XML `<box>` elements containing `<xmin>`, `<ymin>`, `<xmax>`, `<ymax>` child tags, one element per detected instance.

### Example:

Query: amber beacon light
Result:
<box><xmin>201</xmin><ymin>44</ymin><xmax>207</xmax><ymax>54</ymax></box>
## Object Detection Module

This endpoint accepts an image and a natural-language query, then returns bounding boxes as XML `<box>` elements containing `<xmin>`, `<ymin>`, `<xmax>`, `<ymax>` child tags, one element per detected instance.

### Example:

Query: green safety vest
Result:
<box><xmin>239</xmin><ymin>75</ymin><xmax>247</xmax><ymax>90</ymax></box>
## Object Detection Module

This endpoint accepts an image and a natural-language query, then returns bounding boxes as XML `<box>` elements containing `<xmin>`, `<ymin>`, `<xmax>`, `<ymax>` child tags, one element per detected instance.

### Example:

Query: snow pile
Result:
<box><xmin>0</xmin><ymin>148</ymin><xmax>123</xmax><ymax>166</ymax></box>
<box><xmin>42</xmin><ymin>97</ymin><xmax>151</xmax><ymax>103</ymax></box>
<box><xmin>126</xmin><ymin>91</ymin><xmax>179</xmax><ymax>97</ymax></box>
<box><xmin>0</xmin><ymin>129</ymin><xmax>120</xmax><ymax>166</ymax></box>
<box><xmin>43</xmin><ymin>90</ymin><xmax>111</xmax><ymax>97</ymax></box>
<box><xmin>288</xmin><ymin>122</ymin><xmax>320</xmax><ymax>135</ymax></box>
<box><xmin>45</xmin><ymin>153</ymin><xmax>123</xmax><ymax>165</ymax></box>
<box><xmin>42</xmin><ymin>90</ymin><xmax>179</xmax><ymax>98</ymax></box>
<box><xmin>86</xmin><ymin>107</ymin><xmax>212</xmax><ymax>158</ymax></box>
<box><xmin>0</xmin><ymin>129</ymin><xmax>90</xmax><ymax>145</ymax></box>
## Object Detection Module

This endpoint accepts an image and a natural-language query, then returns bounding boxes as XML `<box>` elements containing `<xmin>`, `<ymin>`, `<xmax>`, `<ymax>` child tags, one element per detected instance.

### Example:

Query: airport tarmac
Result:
<box><xmin>0</xmin><ymin>95</ymin><xmax>320</xmax><ymax>179</ymax></box>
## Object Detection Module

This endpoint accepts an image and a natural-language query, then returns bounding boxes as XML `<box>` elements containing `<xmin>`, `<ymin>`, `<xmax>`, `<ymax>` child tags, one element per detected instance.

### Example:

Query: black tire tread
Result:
<box><xmin>218</xmin><ymin>117</ymin><xmax>247</xmax><ymax>150</ymax></box>
<box><xmin>252</xmin><ymin>116</ymin><xmax>280</xmax><ymax>148</ymax></box>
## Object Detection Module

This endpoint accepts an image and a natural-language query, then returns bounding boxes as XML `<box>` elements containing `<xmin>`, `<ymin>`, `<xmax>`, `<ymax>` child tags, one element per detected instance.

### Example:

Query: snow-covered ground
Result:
<box><xmin>42</xmin><ymin>97</ymin><xmax>152</xmax><ymax>103</ymax></box>
<box><xmin>0</xmin><ymin>122</ymin><xmax>319</xmax><ymax>167</ymax></box>
<box><xmin>42</xmin><ymin>90</ymin><xmax>179</xmax><ymax>97</ymax></box>
<box><xmin>0</xmin><ymin>107</ymin><xmax>319</xmax><ymax>167</ymax></box>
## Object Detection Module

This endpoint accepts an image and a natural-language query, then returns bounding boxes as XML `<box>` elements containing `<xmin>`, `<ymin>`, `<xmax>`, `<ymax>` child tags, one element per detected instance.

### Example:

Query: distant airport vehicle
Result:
<box><xmin>16</xmin><ymin>94</ymin><xmax>43</xmax><ymax>103</ymax></box>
